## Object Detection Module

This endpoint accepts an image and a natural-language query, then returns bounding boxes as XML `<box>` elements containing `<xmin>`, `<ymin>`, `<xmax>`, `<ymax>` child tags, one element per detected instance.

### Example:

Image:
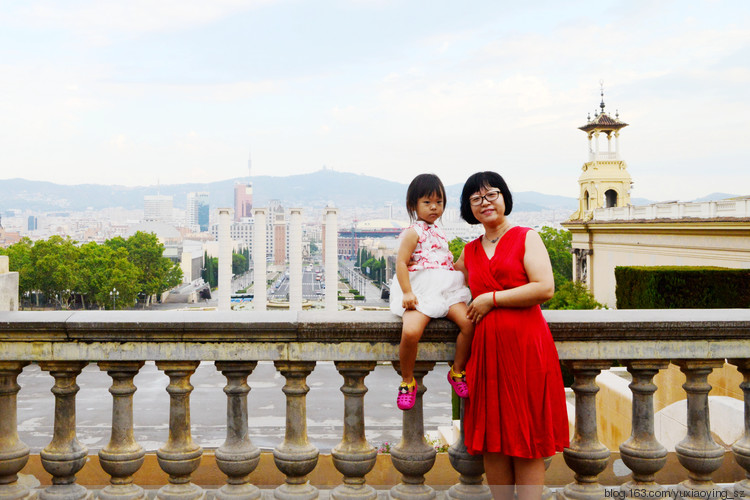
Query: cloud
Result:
<box><xmin>13</xmin><ymin>0</ymin><xmax>280</xmax><ymax>43</ymax></box>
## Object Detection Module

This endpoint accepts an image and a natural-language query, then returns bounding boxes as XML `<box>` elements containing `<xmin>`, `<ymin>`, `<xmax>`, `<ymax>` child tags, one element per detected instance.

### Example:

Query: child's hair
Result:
<box><xmin>406</xmin><ymin>173</ymin><xmax>447</xmax><ymax>221</ymax></box>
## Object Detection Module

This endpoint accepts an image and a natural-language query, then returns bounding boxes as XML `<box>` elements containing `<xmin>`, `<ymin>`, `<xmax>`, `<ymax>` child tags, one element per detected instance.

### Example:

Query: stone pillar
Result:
<box><xmin>252</xmin><ymin>208</ymin><xmax>267</xmax><ymax>311</ymax></box>
<box><xmin>0</xmin><ymin>255</ymin><xmax>19</xmax><ymax>311</ymax></box>
<box><xmin>38</xmin><ymin>361</ymin><xmax>92</xmax><ymax>500</ymax></box>
<box><xmin>98</xmin><ymin>361</ymin><xmax>147</xmax><ymax>500</ymax></box>
<box><xmin>390</xmin><ymin>361</ymin><xmax>437</xmax><ymax>500</ymax></box>
<box><xmin>289</xmin><ymin>208</ymin><xmax>303</xmax><ymax>312</ymax></box>
<box><xmin>447</xmin><ymin>399</ymin><xmax>491</xmax><ymax>500</ymax></box>
<box><xmin>560</xmin><ymin>361</ymin><xmax>611</xmax><ymax>500</ymax></box>
<box><xmin>673</xmin><ymin>360</ymin><xmax>725</xmax><ymax>496</ymax></box>
<box><xmin>619</xmin><ymin>360</ymin><xmax>669</xmax><ymax>495</ymax></box>
<box><xmin>273</xmin><ymin>361</ymin><xmax>319</xmax><ymax>500</ymax></box>
<box><xmin>729</xmin><ymin>359</ymin><xmax>750</xmax><ymax>496</ymax></box>
<box><xmin>218</xmin><ymin>208</ymin><xmax>232</xmax><ymax>311</ymax></box>
<box><xmin>615</xmin><ymin>130</ymin><xmax>621</xmax><ymax>159</ymax></box>
<box><xmin>324</xmin><ymin>207</ymin><xmax>338</xmax><ymax>311</ymax></box>
<box><xmin>155</xmin><ymin>361</ymin><xmax>204</xmax><ymax>500</ymax></box>
<box><xmin>214</xmin><ymin>361</ymin><xmax>261</xmax><ymax>500</ymax></box>
<box><xmin>0</xmin><ymin>361</ymin><xmax>33</xmax><ymax>500</ymax></box>
<box><xmin>331</xmin><ymin>361</ymin><xmax>377</xmax><ymax>500</ymax></box>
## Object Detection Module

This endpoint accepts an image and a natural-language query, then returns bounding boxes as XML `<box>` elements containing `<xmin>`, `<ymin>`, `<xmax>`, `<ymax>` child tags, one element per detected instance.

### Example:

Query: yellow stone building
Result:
<box><xmin>569</xmin><ymin>87</ymin><xmax>632</xmax><ymax>221</ymax></box>
<box><xmin>562</xmin><ymin>90</ymin><xmax>750</xmax><ymax>308</ymax></box>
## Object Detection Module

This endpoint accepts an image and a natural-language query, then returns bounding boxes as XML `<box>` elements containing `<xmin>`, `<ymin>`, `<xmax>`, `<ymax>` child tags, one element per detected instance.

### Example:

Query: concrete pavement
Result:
<box><xmin>17</xmin><ymin>360</ymin><xmax>454</xmax><ymax>453</ymax></box>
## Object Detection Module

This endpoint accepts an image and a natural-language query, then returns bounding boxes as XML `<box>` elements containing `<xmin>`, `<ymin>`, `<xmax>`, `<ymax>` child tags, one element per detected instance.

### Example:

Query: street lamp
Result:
<box><xmin>109</xmin><ymin>287</ymin><xmax>119</xmax><ymax>310</ymax></box>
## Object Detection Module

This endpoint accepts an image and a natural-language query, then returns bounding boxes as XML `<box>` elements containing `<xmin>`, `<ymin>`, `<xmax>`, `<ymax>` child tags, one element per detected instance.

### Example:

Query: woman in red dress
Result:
<box><xmin>454</xmin><ymin>171</ymin><xmax>569</xmax><ymax>500</ymax></box>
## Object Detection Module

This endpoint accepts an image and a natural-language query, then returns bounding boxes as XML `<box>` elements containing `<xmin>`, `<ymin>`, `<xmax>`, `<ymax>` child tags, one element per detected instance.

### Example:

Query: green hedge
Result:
<box><xmin>615</xmin><ymin>266</ymin><xmax>750</xmax><ymax>309</ymax></box>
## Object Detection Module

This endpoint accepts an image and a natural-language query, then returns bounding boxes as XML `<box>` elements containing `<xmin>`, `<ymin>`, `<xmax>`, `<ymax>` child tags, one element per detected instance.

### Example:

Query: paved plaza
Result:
<box><xmin>17</xmin><ymin>360</ymin><xmax>454</xmax><ymax>453</ymax></box>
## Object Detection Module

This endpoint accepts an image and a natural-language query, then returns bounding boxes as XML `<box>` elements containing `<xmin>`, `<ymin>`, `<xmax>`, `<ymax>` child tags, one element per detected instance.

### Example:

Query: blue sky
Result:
<box><xmin>1</xmin><ymin>0</ymin><xmax>748</xmax><ymax>201</ymax></box>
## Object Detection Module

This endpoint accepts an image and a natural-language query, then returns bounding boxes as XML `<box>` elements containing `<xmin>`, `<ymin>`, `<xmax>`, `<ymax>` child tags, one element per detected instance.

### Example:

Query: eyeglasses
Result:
<box><xmin>469</xmin><ymin>190</ymin><xmax>501</xmax><ymax>206</ymax></box>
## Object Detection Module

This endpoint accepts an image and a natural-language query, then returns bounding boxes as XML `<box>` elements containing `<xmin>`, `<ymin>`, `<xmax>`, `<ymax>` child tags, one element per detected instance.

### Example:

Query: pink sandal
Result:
<box><xmin>397</xmin><ymin>379</ymin><xmax>418</xmax><ymax>410</ymax></box>
<box><xmin>447</xmin><ymin>368</ymin><xmax>469</xmax><ymax>398</ymax></box>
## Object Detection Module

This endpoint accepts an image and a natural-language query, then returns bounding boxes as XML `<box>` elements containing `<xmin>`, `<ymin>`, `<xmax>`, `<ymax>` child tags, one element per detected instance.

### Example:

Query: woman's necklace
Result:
<box><xmin>484</xmin><ymin>224</ymin><xmax>512</xmax><ymax>244</ymax></box>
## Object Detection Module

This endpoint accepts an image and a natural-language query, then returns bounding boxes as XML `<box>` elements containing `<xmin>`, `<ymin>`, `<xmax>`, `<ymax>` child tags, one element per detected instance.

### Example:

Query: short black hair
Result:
<box><xmin>406</xmin><ymin>173</ymin><xmax>446</xmax><ymax>221</ymax></box>
<box><xmin>460</xmin><ymin>171</ymin><xmax>513</xmax><ymax>224</ymax></box>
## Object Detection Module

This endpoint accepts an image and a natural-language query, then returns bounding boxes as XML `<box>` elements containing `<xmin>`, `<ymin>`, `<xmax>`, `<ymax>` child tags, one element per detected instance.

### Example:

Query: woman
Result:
<box><xmin>454</xmin><ymin>171</ymin><xmax>569</xmax><ymax>500</ymax></box>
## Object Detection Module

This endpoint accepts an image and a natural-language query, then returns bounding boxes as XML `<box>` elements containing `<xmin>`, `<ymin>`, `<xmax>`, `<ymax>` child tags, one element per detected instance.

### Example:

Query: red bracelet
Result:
<box><xmin>493</xmin><ymin>291</ymin><xmax>497</xmax><ymax>308</ymax></box>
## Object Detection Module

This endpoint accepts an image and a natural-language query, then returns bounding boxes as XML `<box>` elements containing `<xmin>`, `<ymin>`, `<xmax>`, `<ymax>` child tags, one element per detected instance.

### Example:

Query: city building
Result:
<box><xmin>0</xmin><ymin>216</ymin><xmax>22</xmax><ymax>248</ymax></box>
<box><xmin>271</xmin><ymin>202</ymin><xmax>286</xmax><ymax>266</ymax></box>
<box><xmin>337</xmin><ymin>219</ymin><xmax>405</xmax><ymax>260</ymax></box>
<box><xmin>186</xmin><ymin>192</ymin><xmax>209</xmax><ymax>232</ymax></box>
<box><xmin>27</xmin><ymin>216</ymin><xmax>38</xmax><ymax>231</ymax></box>
<box><xmin>144</xmin><ymin>195</ymin><xmax>174</xmax><ymax>223</ymax></box>
<box><xmin>234</xmin><ymin>183</ymin><xmax>253</xmax><ymax>222</ymax></box>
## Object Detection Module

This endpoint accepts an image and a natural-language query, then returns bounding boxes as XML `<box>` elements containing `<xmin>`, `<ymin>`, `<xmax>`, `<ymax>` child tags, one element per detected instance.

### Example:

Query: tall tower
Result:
<box><xmin>233</xmin><ymin>151</ymin><xmax>253</xmax><ymax>221</ymax></box>
<box><xmin>570</xmin><ymin>84</ymin><xmax>632</xmax><ymax>221</ymax></box>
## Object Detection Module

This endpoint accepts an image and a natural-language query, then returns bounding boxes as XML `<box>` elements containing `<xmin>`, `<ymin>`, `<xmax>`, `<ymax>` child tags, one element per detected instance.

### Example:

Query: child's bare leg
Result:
<box><xmin>446</xmin><ymin>302</ymin><xmax>474</xmax><ymax>374</ymax></box>
<box><xmin>399</xmin><ymin>310</ymin><xmax>431</xmax><ymax>383</ymax></box>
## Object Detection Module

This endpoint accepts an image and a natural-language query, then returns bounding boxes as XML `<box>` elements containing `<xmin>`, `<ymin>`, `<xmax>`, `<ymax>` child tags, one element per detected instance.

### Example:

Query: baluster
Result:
<box><xmin>273</xmin><ymin>361</ymin><xmax>319</xmax><ymax>500</ymax></box>
<box><xmin>98</xmin><ymin>361</ymin><xmax>146</xmax><ymax>500</ymax></box>
<box><xmin>214</xmin><ymin>361</ymin><xmax>261</xmax><ymax>500</ymax></box>
<box><xmin>447</xmin><ymin>398</ymin><xmax>491</xmax><ymax>500</ymax></box>
<box><xmin>0</xmin><ymin>361</ymin><xmax>33</xmax><ymax>500</ymax></box>
<box><xmin>331</xmin><ymin>361</ymin><xmax>377</xmax><ymax>500</ymax></box>
<box><xmin>673</xmin><ymin>360</ymin><xmax>725</xmax><ymax>496</ymax></box>
<box><xmin>390</xmin><ymin>361</ymin><xmax>437</xmax><ymax>500</ymax></box>
<box><xmin>560</xmin><ymin>360</ymin><xmax>610</xmax><ymax>500</ymax></box>
<box><xmin>38</xmin><ymin>361</ymin><xmax>92</xmax><ymax>500</ymax></box>
<box><xmin>729</xmin><ymin>359</ymin><xmax>750</xmax><ymax>497</ymax></box>
<box><xmin>155</xmin><ymin>361</ymin><xmax>204</xmax><ymax>500</ymax></box>
<box><xmin>619</xmin><ymin>360</ymin><xmax>669</xmax><ymax>496</ymax></box>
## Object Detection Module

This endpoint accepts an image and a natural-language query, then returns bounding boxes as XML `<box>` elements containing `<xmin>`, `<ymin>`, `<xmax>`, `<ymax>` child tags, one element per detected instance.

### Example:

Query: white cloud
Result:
<box><xmin>15</xmin><ymin>0</ymin><xmax>280</xmax><ymax>42</ymax></box>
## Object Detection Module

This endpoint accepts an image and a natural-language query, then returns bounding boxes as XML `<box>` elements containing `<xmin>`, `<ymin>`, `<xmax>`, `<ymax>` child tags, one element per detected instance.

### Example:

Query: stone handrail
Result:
<box><xmin>1</xmin><ymin>309</ymin><xmax>749</xmax><ymax>499</ymax></box>
<box><xmin>593</xmin><ymin>198</ymin><xmax>750</xmax><ymax>221</ymax></box>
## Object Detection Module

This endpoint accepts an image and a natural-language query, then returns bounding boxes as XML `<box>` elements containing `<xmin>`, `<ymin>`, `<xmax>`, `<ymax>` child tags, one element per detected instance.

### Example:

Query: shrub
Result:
<box><xmin>615</xmin><ymin>266</ymin><xmax>750</xmax><ymax>309</ymax></box>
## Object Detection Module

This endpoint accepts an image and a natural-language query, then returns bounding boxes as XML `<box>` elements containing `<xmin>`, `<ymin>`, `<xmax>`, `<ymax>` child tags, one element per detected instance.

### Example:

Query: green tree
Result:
<box><xmin>202</xmin><ymin>254</ymin><xmax>219</xmax><ymax>288</ymax></box>
<box><xmin>77</xmin><ymin>242</ymin><xmax>140</xmax><ymax>309</ymax></box>
<box><xmin>449</xmin><ymin>237</ymin><xmax>466</xmax><ymax>261</ymax></box>
<box><xmin>112</xmin><ymin>232</ymin><xmax>182</xmax><ymax>306</ymax></box>
<box><xmin>30</xmin><ymin>235</ymin><xmax>79</xmax><ymax>308</ymax></box>
<box><xmin>545</xmin><ymin>281</ymin><xmax>603</xmax><ymax>310</ymax></box>
<box><xmin>538</xmin><ymin>227</ymin><xmax>573</xmax><ymax>289</ymax></box>
<box><xmin>232</xmin><ymin>252</ymin><xmax>248</xmax><ymax>276</ymax></box>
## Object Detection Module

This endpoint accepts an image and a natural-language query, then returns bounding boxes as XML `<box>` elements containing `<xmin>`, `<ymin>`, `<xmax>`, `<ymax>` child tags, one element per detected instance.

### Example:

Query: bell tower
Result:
<box><xmin>570</xmin><ymin>83</ymin><xmax>632</xmax><ymax>221</ymax></box>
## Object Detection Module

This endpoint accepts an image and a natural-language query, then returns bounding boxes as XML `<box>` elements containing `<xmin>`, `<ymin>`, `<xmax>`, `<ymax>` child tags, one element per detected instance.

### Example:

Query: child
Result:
<box><xmin>390</xmin><ymin>173</ymin><xmax>474</xmax><ymax>411</ymax></box>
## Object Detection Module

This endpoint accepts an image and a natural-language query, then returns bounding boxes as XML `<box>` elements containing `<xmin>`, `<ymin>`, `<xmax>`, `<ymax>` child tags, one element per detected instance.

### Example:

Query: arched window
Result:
<box><xmin>605</xmin><ymin>189</ymin><xmax>618</xmax><ymax>208</ymax></box>
<box><xmin>584</xmin><ymin>190</ymin><xmax>590</xmax><ymax>211</ymax></box>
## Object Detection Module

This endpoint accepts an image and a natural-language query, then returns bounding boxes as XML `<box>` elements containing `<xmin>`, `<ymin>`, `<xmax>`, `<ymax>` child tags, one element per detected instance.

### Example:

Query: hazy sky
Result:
<box><xmin>2</xmin><ymin>0</ymin><xmax>748</xmax><ymax>201</ymax></box>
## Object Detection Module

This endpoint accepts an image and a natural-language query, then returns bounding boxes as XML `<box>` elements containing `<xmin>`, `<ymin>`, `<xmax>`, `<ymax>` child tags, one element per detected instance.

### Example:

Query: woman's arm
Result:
<box><xmin>453</xmin><ymin>248</ymin><xmax>468</xmax><ymax>284</ymax></box>
<box><xmin>395</xmin><ymin>228</ymin><xmax>419</xmax><ymax>309</ymax></box>
<box><xmin>466</xmin><ymin>230</ymin><xmax>554</xmax><ymax>323</ymax></box>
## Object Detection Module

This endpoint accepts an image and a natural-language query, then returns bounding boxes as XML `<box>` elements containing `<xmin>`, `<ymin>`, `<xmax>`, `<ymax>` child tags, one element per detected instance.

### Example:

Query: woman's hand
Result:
<box><xmin>466</xmin><ymin>292</ymin><xmax>494</xmax><ymax>324</ymax></box>
<box><xmin>402</xmin><ymin>291</ymin><xmax>418</xmax><ymax>310</ymax></box>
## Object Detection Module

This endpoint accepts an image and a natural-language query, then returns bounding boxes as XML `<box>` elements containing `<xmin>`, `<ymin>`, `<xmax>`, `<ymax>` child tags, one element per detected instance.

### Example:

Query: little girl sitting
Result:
<box><xmin>389</xmin><ymin>173</ymin><xmax>474</xmax><ymax>410</ymax></box>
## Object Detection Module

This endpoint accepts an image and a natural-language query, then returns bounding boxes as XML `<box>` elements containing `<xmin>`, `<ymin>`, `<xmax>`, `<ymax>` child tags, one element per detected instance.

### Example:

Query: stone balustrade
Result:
<box><xmin>1</xmin><ymin>309</ymin><xmax>749</xmax><ymax>499</ymax></box>
<box><xmin>593</xmin><ymin>197</ymin><xmax>750</xmax><ymax>221</ymax></box>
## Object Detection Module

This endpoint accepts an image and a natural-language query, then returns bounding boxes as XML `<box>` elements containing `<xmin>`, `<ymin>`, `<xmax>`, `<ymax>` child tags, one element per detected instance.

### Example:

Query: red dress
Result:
<box><xmin>463</xmin><ymin>226</ymin><xmax>569</xmax><ymax>458</ymax></box>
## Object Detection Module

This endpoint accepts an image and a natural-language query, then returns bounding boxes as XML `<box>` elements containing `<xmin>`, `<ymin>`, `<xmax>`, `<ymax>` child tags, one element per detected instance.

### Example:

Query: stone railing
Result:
<box><xmin>1</xmin><ymin>309</ymin><xmax>749</xmax><ymax>499</ymax></box>
<box><xmin>593</xmin><ymin>198</ymin><xmax>750</xmax><ymax>221</ymax></box>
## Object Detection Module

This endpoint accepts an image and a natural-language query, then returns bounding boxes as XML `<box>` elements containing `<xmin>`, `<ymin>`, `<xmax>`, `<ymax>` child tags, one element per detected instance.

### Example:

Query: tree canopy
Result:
<box><xmin>0</xmin><ymin>232</ymin><xmax>182</xmax><ymax>309</ymax></box>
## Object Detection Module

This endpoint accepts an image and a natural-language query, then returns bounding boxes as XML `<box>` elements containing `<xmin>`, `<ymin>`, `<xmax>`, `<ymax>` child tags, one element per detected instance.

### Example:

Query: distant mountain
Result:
<box><xmin>690</xmin><ymin>192</ymin><xmax>740</xmax><ymax>203</ymax></box>
<box><xmin>0</xmin><ymin>170</ymin><xmax>623</xmax><ymax>215</ymax></box>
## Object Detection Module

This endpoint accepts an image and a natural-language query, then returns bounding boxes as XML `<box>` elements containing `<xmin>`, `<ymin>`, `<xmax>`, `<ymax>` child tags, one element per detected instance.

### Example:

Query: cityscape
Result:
<box><xmin>0</xmin><ymin>1</ymin><xmax>748</xmax><ymax>498</ymax></box>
